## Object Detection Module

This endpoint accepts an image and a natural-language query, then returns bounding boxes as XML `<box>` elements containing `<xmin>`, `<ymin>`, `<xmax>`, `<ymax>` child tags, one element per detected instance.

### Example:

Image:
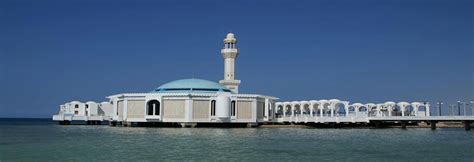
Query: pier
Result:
<box><xmin>53</xmin><ymin>113</ymin><xmax>474</xmax><ymax>130</ymax></box>
<box><xmin>276</xmin><ymin>115</ymin><xmax>474</xmax><ymax>130</ymax></box>
<box><xmin>52</xmin><ymin>99</ymin><xmax>474</xmax><ymax>130</ymax></box>
<box><xmin>272</xmin><ymin>100</ymin><xmax>474</xmax><ymax>130</ymax></box>
<box><xmin>53</xmin><ymin>114</ymin><xmax>108</xmax><ymax>125</ymax></box>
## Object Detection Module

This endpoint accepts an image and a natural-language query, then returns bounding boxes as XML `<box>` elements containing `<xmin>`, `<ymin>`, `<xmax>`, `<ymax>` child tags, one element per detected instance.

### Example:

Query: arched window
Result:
<box><xmin>211</xmin><ymin>100</ymin><xmax>216</xmax><ymax>116</ymax></box>
<box><xmin>147</xmin><ymin>100</ymin><xmax>160</xmax><ymax>116</ymax></box>
<box><xmin>147</xmin><ymin>102</ymin><xmax>153</xmax><ymax>115</ymax></box>
<box><xmin>231</xmin><ymin>101</ymin><xmax>236</xmax><ymax>116</ymax></box>
<box><xmin>75</xmin><ymin>104</ymin><xmax>79</xmax><ymax>108</ymax></box>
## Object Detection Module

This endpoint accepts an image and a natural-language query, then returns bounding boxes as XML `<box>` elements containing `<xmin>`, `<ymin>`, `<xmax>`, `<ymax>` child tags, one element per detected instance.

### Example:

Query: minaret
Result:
<box><xmin>219</xmin><ymin>33</ymin><xmax>241</xmax><ymax>93</ymax></box>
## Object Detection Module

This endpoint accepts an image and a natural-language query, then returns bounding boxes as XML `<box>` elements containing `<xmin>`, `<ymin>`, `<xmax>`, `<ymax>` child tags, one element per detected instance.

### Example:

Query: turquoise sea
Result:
<box><xmin>0</xmin><ymin>118</ymin><xmax>473</xmax><ymax>161</ymax></box>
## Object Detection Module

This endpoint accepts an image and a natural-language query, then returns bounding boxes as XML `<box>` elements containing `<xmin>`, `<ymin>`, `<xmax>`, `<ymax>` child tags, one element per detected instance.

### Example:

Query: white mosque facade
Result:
<box><xmin>53</xmin><ymin>33</ymin><xmax>278</xmax><ymax>127</ymax></box>
<box><xmin>53</xmin><ymin>33</ymin><xmax>444</xmax><ymax>127</ymax></box>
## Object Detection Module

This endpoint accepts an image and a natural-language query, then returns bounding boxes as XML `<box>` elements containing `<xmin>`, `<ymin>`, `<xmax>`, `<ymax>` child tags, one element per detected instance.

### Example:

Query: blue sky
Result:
<box><xmin>1</xmin><ymin>0</ymin><xmax>472</xmax><ymax>118</ymax></box>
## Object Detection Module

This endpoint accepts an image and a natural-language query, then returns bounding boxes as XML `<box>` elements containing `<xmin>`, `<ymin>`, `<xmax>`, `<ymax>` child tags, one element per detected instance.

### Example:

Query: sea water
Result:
<box><xmin>0</xmin><ymin>119</ymin><xmax>473</xmax><ymax>161</ymax></box>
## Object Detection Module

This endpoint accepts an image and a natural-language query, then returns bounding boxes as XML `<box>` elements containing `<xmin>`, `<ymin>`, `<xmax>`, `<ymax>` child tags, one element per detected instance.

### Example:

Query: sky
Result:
<box><xmin>0</xmin><ymin>0</ymin><xmax>473</xmax><ymax>118</ymax></box>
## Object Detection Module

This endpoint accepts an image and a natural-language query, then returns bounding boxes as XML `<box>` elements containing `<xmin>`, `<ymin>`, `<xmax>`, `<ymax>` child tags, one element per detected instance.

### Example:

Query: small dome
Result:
<box><xmin>224</xmin><ymin>33</ymin><xmax>236</xmax><ymax>43</ymax></box>
<box><xmin>226</xmin><ymin>33</ymin><xmax>235</xmax><ymax>39</ymax></box>
<box><xmin>152</xmin><ymin>79</ymin><xmax>232</xmax><ymax>93</ymax></box>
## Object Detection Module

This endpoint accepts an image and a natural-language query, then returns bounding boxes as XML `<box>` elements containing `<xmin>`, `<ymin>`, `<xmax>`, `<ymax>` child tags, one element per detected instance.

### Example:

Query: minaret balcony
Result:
<box><xmin>221</xmin><ymin>49</ymin><xmax>239</xmax><ymax>58</ymax></box>
<box><xmin>221</xmin><ymin>48</ymin><xmax>238</xmax><ymax>53</ymax></box>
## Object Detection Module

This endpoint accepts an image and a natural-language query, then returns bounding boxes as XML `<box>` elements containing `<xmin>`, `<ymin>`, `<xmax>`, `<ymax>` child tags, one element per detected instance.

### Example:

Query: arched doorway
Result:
<box><xmin>368</xmin><ymin>106</ymin><xmax>377</xmax><ymax>117</ymax></box>
<box><xmin>405</xmin><ymin>105</ymin><xmax>414</xmax><ymax>116</ymax></box>
<box><xmin>418</xmin><ymin>105</ymin><xmax>426</xmax><ymax>116</ymax></box>
<box><xmin>303</xmin><ymin>104</ymin><xmax>310</xmax><ymax>116</ymax></box>
<box><xmin>359</xmin><ymin>106</ymin><xmax>368</xmax><ymax>116</ymax></box>
<box><xmin>231</xmin><ymin>101</ymin><xmax>236</xmax><ymax>117</ymax></box>
<box><xmin>393</xmin><ymin>105</ymin><xmax>402</xmax><ymax>116</ymax></box>
<box><xmin>276</xmin><ymin>105</ymin><xmax>284</xmax><ymax>118</ymax></box>
<box><xmin>322</xmin><ymin>103</ymin><xmax>331</xmax><ymax>117</ymax></box>
<box><xmin>348</xmin><ymin>106</ymin><xmax>355</xmax><ymax>116</ymax></box>
<box><xmin>312</xmin><ymin>103</ymin><xmax>320</xmax><ymax>117</ymax></box>
<box><xmin>210</xmin><ymin>100</ymin><xmax>216</xmax><ymax>116</ymax></box>
<box><xmin>285</xmin><ymin>105</ymin><xmax>292</xmax><ymax>117</ymax></box>
<box><xmin>147</xmin><ymin>100</ymin><xmax>160</xmax><ymax>116</ymax></box>
<box><xmin>294</xmin><ymin>104</ymin><xmax>301</xmax><ymax>116</ymax></box>
<box><xmin>335</xmin><ymin>103</ymin><xmax>346</xmax><ymax>117</ymax></box>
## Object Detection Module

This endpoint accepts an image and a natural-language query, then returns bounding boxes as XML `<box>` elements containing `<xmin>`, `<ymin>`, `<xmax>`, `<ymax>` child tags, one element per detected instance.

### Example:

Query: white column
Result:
<box><xmin>283</xmin><ymin>106</ymin><xmax>287</xmax><ymax>117</ymax></box>
<box><xmin>291</xmin><ymin>105</ymin><xmax>295</xmax><ymax>117</ymax></box>
<box><xmin>112</xmin><ymin>98</ymin><xmax>118</xmax><ymax>120</ymax></box>
<box><xmin>345</xmin><ymin>104</ymin><xmax>349</xmax><ymax>117</ymax></box>
<box><xmin>185</xmin><ymin>99</ymin><xmax>193</xmax><ymax>122</ymax></box>
<box><xmin>123</xmin><ymin>100</ymin><xmax>128</xmax><ymax>121</ymax></box>
<box><xmin>401</xmin><ymin>106</ymin><xmax>405</xmax><ymax>117</ymax></box>
<box><xmin>388</xmin><ymin>106</ymin><xmax>392</xmax><ymax>117</ymax></box>
<box><xmin>300</xmin><ymin>106</ymin><xmax>303</xmax><ymax>116</ymax></box>
<box><xmin>355</xmin><ymin>106</ymin><xmax>359</xmax><ymax>117</ymax></box>
<box><xmin>414</xmin><ymin>106</ymin><xmax>419</xmax><ymax>116</ymax></box>
<box><xmin>264</xmin><ymin>99</ymin><xmax>269</xmax><ymax>119</ymax></box>
<box><xmin>368</xmin><ymin>107</ymin><xmax>371</xmax><ymax>117</ymax></box>
<box><xmin>376</xmin><ymin>106</ymin><xmax>380</xmax><ymax>117</ymax></box>
<box><xmin>330</xmin><ymin>105</ymin><xmax>334</xmax><ymax>117</ymax></box>
<box><xmin>251</xmin><ymin>100</ymin><xmax>257</xmax><ymax>121</ymax></box>
<box><xmin>367</xmin><ymin>107</ymin><xmax>370</xmax><ymax>117</ymax></box>
<box><xmin>310</xmin><ymin>106</ymin><xmax>314</xmax><ymax>117</ymax></box>
<box><xmin>320</xmin><ymin>105</ymin><xmax>323</xmax><ymax>118</ymax></box>
<box><xmin>426</xmin><ymin>103</ymin><xmax>430</xmax><ymax>116</ymax></box>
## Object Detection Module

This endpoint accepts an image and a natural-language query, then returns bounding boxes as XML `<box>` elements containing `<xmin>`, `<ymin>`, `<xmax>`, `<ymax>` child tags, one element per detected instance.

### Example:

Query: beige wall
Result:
<box><xmin>237</xmin><ymin>101</ymin><xmax>252</xmax><ymax>119</ymax></box>
<box><xmin>163</xmin><ymin>100</ymin><xmax>185</xmax><ymax>119</ymax></box>
<box><xmin>127</xmin><ymin>100</ymin><xmax>145</xmax><ymax>119</ymax></box>
<box><xmin>117</xmin><ymin>101</ymin><xmax>124</xmax><ymax>118</ymax></box>
<box><xmin>193</xmin><ymin>100</ymin><xmax>209</xmax><ymax>119</ymax></box>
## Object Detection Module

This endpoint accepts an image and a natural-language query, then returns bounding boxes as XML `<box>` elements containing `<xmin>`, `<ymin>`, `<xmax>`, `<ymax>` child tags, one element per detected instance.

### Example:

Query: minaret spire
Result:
<box><xmin>219</xmin><ymin>33</ymin><xmax>241</xmax><ymax>93</ymax></box>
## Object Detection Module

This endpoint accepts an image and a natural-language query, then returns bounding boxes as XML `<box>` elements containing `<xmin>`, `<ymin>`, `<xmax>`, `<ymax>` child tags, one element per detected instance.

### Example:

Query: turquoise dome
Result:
<box><xmin>152</xmin><ymin>79</ymin><xmax>231</xmax><ymax>93</ymax></box>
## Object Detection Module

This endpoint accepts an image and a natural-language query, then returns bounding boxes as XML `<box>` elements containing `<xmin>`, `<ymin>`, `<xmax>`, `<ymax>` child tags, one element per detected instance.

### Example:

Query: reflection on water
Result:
<box><xmin>0</xmin><ymin>119</ymin><xmax>473</xmax><ymax>161</ymax></box>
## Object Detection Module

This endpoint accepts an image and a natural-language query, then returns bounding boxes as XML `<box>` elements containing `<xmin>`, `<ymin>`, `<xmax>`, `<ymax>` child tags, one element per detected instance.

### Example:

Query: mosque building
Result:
<box><xmin>53</xmin><ymin>33</ymin><xmax>278</xmax><ymax>127</ymax></box>
<box><xmin>53</xmin><ymin>33</ymin><xmax>458</xmax><ymax>129</ymax></box>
